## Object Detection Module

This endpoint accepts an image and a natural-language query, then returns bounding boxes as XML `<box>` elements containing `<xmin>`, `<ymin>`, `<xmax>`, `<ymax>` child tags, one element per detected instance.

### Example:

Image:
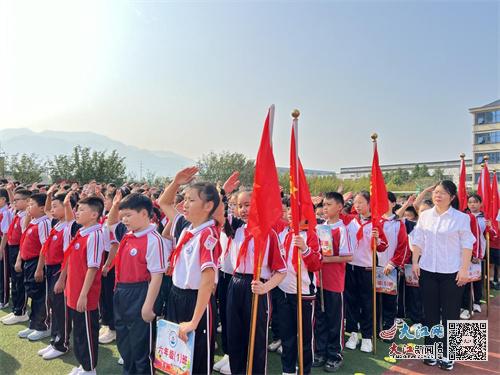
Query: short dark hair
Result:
<box><xmin>324</xmin><ymin>192</ymin><xmax>344</xmax><ymax>206</ymax></box>
<box><xmin>0</xmin><ymin>188</ymin><xmax>9</xmax><ymax>204</ymax></box>
<box><xmin>387</xmin><ymin>191</ymin><xmax>397</xmax><ymax>204</ymax></box>
<box><xmin>54</xmin><ymin>193</ymin><xmax>76</xmax><ymax>208</ymax></box>
<box><xmin>78</xmin><ymin>196</ymin><xmax>104</xmax><ymax>218</ymax></box>
<box><xmin>30</xmin><ymin>193</ymin><xmax>47</xmax><ymax>207</ymax></box>
<box><xmin>468</xmin><ymin>193</ymin><xmax>482</xmax><ymax>203</ymax></box>
<box><xmin>15</xmin><ymin>189</ymin><xmax>32</xmax><ymax>199</ymax></box>
<box><xmin>119</xmin><ymin>193</ymin><xmax>153</xmax><ymax>217</ymax></box>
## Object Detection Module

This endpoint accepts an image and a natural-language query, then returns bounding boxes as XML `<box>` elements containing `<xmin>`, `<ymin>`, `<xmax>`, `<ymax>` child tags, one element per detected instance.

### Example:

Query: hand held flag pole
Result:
<box><xmin>291</xmin><ymin>109</ymin><xmax>304</xmax><ymax>375</ymax></box>
<box><xmin>484</xmin><ymin>156</ymin><xmax>491</xmax><ymax>317</ymax></box>
<box><xmin>371</xmin><ymin>133</ymin><xmax>378</xmax><ymax>355</ymax></box>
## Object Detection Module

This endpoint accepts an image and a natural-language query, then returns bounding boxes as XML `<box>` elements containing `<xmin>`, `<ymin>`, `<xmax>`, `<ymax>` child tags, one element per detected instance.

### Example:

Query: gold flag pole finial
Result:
<box><xmin>292</xmin><ymin>109</ymin><xmax>300</xmax><ymax>119</ymax></box>
<box><xmin>484</xmin><ymin>155</ymin><xmax>490</xmax><ymax>162</ymax></box>
<box><xmin>460</xmin><ymin>153</ymin><xmax>466</xmax><ymax>159</ymax></box>
<box><xmin>371</xmin><ymin>133</ymin><xmax>378</xmax><ymax>142</ymax></box>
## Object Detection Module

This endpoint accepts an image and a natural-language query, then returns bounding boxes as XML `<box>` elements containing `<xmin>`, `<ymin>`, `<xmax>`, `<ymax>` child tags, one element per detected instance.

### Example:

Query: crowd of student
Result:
<box><xmin>0</xmin><ymin>170</ymin><xmax>497</xmax><ymax>375</ymax></box>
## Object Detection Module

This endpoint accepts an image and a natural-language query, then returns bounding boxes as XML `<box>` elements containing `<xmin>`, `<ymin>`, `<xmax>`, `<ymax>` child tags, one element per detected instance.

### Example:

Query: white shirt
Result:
<box><xmin>411</xmin><ymin>207</ymin><xmax>476</xmax><ymax>273</ymax></box>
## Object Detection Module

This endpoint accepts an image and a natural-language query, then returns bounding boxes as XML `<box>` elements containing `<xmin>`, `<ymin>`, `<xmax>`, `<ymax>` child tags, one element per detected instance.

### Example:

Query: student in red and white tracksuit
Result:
<box><xmin>344</xmin><ymin>192</ymin><xmax>388</xmax><ymax>353</ymax></box>
<box><xmin>226</xmin><ymin>190</ymin><xmax>286</xmax><ymax>375</ymax></box>
<box><xmin>0</xmin><ymin>190</ymin><xmax>13</xmax><ymax>309</ymax></box>
<box><xmin>16</xmin><ymin>193</ymin><xmax>52</xmax><ymax>340</ymax></box>
<box><xmin>57</xmin><ymin>196</ymin><xmax>106</xmax><ymax>374</ymax></box>
<box><xmin>114</xmin><ymin>193</ymin><xmax>170</xmax><ymax>375</ymax></box>
<box><xmin>313</xmin><ymin>192</ymin><xmax>353</xmax><ymax>372</ymax></box>
<box><xmin>277</xmin><ymin>223</ymin><xmax>321</xmax><ymax>375</ymax></box>
<box><xmin>377</xmin><ymin>205</ymin><xmax>410</xmax><ymax>332</ymax></box>
<box><xmin>166</xmin><ymin>183</ymin><xmax>222</xmax><ymax>375</ymax></box>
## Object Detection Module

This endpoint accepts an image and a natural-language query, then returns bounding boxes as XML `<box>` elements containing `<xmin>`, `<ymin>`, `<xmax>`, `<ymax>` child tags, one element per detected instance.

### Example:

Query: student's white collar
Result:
<box><xmin>132</xmin><ymin>224</ymin><xmax>157</xmax><ymax>238</ymax></box>
<box><xmin>31</xmin><ymin>215</ymin><xmax>49</xmax><ymax>225</ymax></box>
<box><xmin>80</xmin><ymin>223</ymin><xmax>102</xmax><ymax>237</ymax></box>
<box><xmin>188</xmin><ymin>219</ymin><xmax>215</xmax><ymax>235</ymax></box>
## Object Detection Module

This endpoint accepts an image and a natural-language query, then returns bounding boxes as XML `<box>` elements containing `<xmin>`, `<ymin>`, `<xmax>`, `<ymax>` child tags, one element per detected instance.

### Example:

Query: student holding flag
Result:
<box><xmin>226</xmin><ymin>106</ymin><xmax>286</xmax><ymax>375</ymax></box>
<box><xmin>345</xmin><ymin>135</ymin><xmax>389</xmax><ymax>354</ymax></box>
<box><xmin>277</xmin><ymin>113</ymin><xmax>322</xmax><ymax>375</ymax></box>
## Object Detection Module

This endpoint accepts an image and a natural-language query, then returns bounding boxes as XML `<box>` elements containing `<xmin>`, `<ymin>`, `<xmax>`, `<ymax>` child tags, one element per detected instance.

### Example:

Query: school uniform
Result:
<box><xmin>100</xmin><ymin>221</ymin><xmax>126</xmax><ymax>332</ymax></box>
<box><xmin>398</xmin><ymin>220</ymin><xmax>424</xmax><ymax>324</ymax></box>
<box><xmin>167</xmin><ymin>217</ymin><xmax>221</xmax><ymax>375</ymax></box>
<box><xmin>277</xmin><ymin>228</ymin><xmax>321</xmax><ymax>374</ymax></box>
<box><xmin>20</xmin><ymin>215</ymin><xmax>51</xmax><ymax>331</ymax></box>
<box><xmin>462</xmin><ymin>212</ymin><xmax>487</xmax><ymax>308</ymax></box>
<box><xmin>226</xmin><ymin>225</ymin><xmax>287</xmax><ymax>375</ymax></box>
<box><xmin>344</xmin><ymin>216</ymin><xmax>388</xmax><ymax>339</ymax></box>
<box><xmin>114</xmin><ymin>224</ymin><xmax>170</xmax><ymax>375</ymax></box>
<box><xmin>377</xmin><ymin>215</ymin><xmax>409</xmax><ymax>331</ymax></box>
<box><xmin>314</xmin><ymin>220</ymin><xmax>352</xmax><ymax>363</ymax></box>
<box><xmin>6</xmin><ymin>210</ymin><xmax>27</xmax><ymax>316</ymax></box>
<box><xmin>0</xmin><ymin>205</ymin><xmax>13</xmax><ymax>306</ymax></box>
<box><xmin>64</xmin><ymin>223</ymin><xmax>105</xmax><ymax>372</ymax></box>
<box><xmin>41</xmin><ymin>220</ymin><xmax>75</xmax><ymax>352</ymax></box>
<box><xmin>411</xmin><ymin>207</ymin><xmax>476</xmax><ymax>357</ymax></box>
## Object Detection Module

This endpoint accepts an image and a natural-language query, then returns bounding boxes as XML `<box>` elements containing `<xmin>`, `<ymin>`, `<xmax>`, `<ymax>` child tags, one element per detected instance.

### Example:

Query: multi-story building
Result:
<box><xmin>469</xmin><ymin>99</ymin><xmax>500</xmax><ymax>184</ymax></box>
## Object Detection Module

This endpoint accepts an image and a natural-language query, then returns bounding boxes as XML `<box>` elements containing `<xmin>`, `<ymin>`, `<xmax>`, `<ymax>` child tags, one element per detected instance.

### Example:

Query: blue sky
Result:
<box><xmin>0</xmin><ymin>0</ymin><xmax>498</xmax><ymax>171</ymax></box>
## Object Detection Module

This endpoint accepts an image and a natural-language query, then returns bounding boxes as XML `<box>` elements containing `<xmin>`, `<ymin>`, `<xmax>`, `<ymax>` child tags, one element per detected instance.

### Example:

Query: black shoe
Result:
<box><xmin>312</xmin><ymin>355</ymin><xmax>326</xmax><ymax>368</ymax></box>
<box><xmin>324</xmin><ymin>358</ymin><xmax>343</xmax><ymax>373</ymax></box>
<box><xmin>438</xmin><ymin>359</ymin><xmax>454</xmax><ymax>371</ymax></box>
<box><xmin>423</xmin><ymin>358</ymin><xmax>438</xmax><ymax>366</ymax></box>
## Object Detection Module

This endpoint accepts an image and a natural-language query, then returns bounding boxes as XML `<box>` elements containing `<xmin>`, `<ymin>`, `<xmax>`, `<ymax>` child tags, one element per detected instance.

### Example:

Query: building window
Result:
<box><xmin>476</xmin><ymin>110</ymin><xmax>500</xmax><ymax>125</ymax></box>
<box><xmin>475</xmin><ymin>152</ymin><xmax>500</xmax><ymax>164</ymax></box>
<box><xmin>475</xmin><ymin>131</ymin><xmax>500</xmax><ymax>145</ymax></box>
<box><xmin>475</xmin><ymin>172</ymin><xmax>500</xmax><ymax>184</ymax></box>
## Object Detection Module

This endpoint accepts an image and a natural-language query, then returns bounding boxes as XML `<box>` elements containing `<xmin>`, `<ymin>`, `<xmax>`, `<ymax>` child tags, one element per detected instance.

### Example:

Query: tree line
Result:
<box><xmin>2</xmin><ymin>148</ymin><xmax>444</xmax><ymax>193</ymax></box>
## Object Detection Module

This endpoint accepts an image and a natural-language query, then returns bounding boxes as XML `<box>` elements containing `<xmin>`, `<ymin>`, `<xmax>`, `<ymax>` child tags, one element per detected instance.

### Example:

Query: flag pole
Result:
<box><xmin>484</xmin><ymin>155</ymin><xmax>491</xmax><ymax>317</ymax></box>
<box><xmin>247</xmin><ymin>250</ymin><xmax>264</xmax><ymax>375</ymax></box>
<box><xmin>292</xmin><ymin>109</ymin><xmax>305</xmax><ymax>375</ymax></box>
<box><xmin>371</xmin><ymin>133</ymin><xmax>378</xmax><ymax>355</ymax></box>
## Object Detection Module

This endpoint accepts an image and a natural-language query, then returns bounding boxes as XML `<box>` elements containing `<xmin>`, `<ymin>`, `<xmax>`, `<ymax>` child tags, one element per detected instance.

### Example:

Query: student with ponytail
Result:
<box><xmin>159</xmin><ymin>167</ymin><xmax>223</xmax><ymax>375</ymax></box>
<box><xmin>411</xmin><ymin>180</ymin><xmax>476</xmax><ymax>371</ymax></box>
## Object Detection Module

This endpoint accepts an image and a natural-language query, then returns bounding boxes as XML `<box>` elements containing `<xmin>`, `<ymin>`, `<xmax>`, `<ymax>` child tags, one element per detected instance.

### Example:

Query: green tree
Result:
<box><xmin>8</xmin><ymin>153</ymin><xmax>45</xmax><ymax>184</ymax></box>
<box><xmin>433</xmin><ymin>167</ymin><xmax>445</xmax><ymax>181</ymax></box>
<box><xmin>412</xmin><ymin>164</ymin><xmax>430</xmax><ymax>179</ymax></box>
<box><xmin>48</xmin><ymin>146</ymin><xmax>127</xmax><ymax>185</ymax></box>
<box><xmin>197</xmin><ymin>151</ymin><xmax>255</xmax><ymax>186</ymax></box>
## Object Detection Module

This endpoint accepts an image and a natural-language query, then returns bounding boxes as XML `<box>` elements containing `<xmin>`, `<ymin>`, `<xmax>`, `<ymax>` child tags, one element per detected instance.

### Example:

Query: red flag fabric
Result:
<box><xmin>478</xmin><ymin>161</ymin><xmax>492</xmax><ymax>220</ymax></box>
<box><xmin>247</xmin><ymin>105</ymin><xmax>282</xmax><ymax>277</ymax></box>
<box><xmin>289</xmin><ymin>120</ymin><xmax>317</xmax><ymax>271</ymax></box>
<box><xmin>491</xmin><ymin>171</ymin><xmax>499</xmax><ymax>235</ymax></box>
<box><xmin>458</xmin><ymin>157</ymin><xmax>468</xmax><ymax>212</ymax></box>
<box><xmin>370</xmin><ymin>139</ymin><xmax>389</xmax><ymax>248</ymax></box>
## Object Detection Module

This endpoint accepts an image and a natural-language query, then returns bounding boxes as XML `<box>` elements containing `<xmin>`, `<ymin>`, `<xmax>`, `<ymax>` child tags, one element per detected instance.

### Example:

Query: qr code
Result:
<box><xmin>447</xmin><ymin>320</ymin><xmax>488</xmax><ymax>361</ymax></box>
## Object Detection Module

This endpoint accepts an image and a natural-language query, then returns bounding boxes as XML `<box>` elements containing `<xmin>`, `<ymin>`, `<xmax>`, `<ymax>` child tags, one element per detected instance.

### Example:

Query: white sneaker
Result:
<box><xmin>99</xmin><ymin>325</ymin><xmax>108</xmax><ymax>335</ymax></box>
<box><xmin>98</xmin><ymin>328</ymin><xmax>116</xmax><ymax>344</ymax></box>
<box><xmin>460</xmin><ymin>309</ymin><xmax>471</xmax><ymax>320</ymax></box>
<box><xmin>0</xmin><ymin>302</ymin><xmax>9</xmax><ymax>309</ymax></box>
<box><xmin>360</xmin><ymin>338</ymin><xmax>373</xmax><ymax>353</ymax></box>
<box><xmin>68</xmin><ymin>366</ymin><xmax>82</xmax><ymax>375</ymax></box>
<box><xmin>268</xmin><ymin>339</ymin><xmax>282</xmax><ymax>352</ymax></box>
<box><xmin>276</xmin><ymin>345</ymin><xmax>282</xmax><ymax>355</ymax></box>
<box><xmin>43</xmin><ymin>347</ymin><xmax>66</xmax><ymax>360</ymax></box>
<box><xmin>38</xmin><ymin>344</ymin><xmax>53</xmax><ymax>356</ymax></box>
<box><xmin>27</xmin><ymin>329</ymin><xmax>51</xmax><ymax>341</ymax></box>
<box><xmin>214</xmin><ymin>354</ymin><xmax>229</xmax><ymax>371</ymax></box>
<box><xmin>1</xmin><ymin>312</ymin><xmax>14</xmax><ymax>322</ymax></box>
<box><xmin>3</xmin><ymin>313</ymin><xmax>29</xmax><ymax>325</ymax></box>
<box><xmin>118</xmin><ymin>356</ymin><xmax>124</xmax><ymax>365</ymax></box>
<box><xmin>220</xmin><ymin>360</ymin><xmax>231</xmax><ymax>375</ymax></box>
<box><xmin>345</xmin><ymin>332</ymin><xmax>360</xmax><ymax>350</ymax></box>
<box><xmin>79</xmin><ymin>370</ymin><xmax>96</xmax><ymax>375</ymax></box>
<box><xmin>18</xmin><ymin>327</ymin><xmax>35</xmax><ymax>338</ymax></box>
<box><xmin>473</xmin><ymin>304</ymin><xmax>481</xmax><ymax>313</ymax></box>
<box><xmin>217</xmin><ymin>324</ymin><xmax>222</xmax><ymax>334</ymax></box>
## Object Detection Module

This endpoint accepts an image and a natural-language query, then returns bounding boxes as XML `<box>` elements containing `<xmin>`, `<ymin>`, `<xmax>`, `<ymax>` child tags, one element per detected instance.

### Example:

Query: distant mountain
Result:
<box><xmin>0</xmin><ymin>128</ymin><xmax>193</xmax><ymax>177</ymax></box>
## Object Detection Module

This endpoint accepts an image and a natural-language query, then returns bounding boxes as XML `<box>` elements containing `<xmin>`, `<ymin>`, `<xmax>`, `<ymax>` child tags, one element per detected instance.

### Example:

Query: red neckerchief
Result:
<box><xmin>40</xmin><ymin>226</ymin><xmax>59</xmax><ymax>257</ymax></box>
<box><xmin>61</xmin><ymin>231</ymin><xmax>82</xmax><ymax>269</ymax></box>
<box><xmin>283</xmin><ymin>229</ymin><xmax>299</xmax><ymax>273</ymax></box>
<box><xmin>234</xmin><ymin>228</ymin><xmax>252</xmax><ymax>274</ymax></box>
<box><xmin>355</xmin><ymin>215</ymin><xmax>372</xmax><ymax>242</ymax></box>
<box><xmin>168</xmin><ymin>231</ymin><xmax>195</xmax><ymax>273</ymax></box>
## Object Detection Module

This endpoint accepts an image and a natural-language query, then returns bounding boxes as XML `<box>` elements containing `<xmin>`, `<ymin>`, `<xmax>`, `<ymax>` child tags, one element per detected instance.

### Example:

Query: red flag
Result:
<box><xmin>458</xmin><ymin>156</ymin><xmax>467</xmax><ymax>212</ymax></box>
<box><xmin>478</xmin><ymin>160</ymin><xmax>491</xmax><ymax>220</ymax></box>
<box><xmin>289</xmin><ymin>120</ymin><xmax>317</xmax><ymax>271</ymax></box>
<box><xmin>491</xmin><ymin>171</ymin><xmax>498</xmax><ymax>234</ymax></box>
<box><xmin>247</xmin><ymin>105</ymin><xmax>282</xmax><ymax>277</ymax></box>
<box><xmin>370</xmin><ymin>138</ymin><xmax>389</xmax><ymax>222</ymax></box>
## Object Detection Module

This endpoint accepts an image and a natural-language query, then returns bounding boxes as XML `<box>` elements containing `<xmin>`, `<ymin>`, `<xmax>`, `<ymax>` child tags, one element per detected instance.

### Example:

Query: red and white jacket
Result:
<box><xmin>377</xmin><ymin>215</ymin><xmax>410</xmax><ymax>268</ymax></box>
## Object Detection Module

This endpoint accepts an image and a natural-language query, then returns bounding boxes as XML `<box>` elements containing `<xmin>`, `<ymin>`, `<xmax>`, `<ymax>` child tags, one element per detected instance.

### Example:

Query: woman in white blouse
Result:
<box><xmin>411</xmin><ymin>180</ymin><xmax>475</xmax><ymax>371</ymax></box>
